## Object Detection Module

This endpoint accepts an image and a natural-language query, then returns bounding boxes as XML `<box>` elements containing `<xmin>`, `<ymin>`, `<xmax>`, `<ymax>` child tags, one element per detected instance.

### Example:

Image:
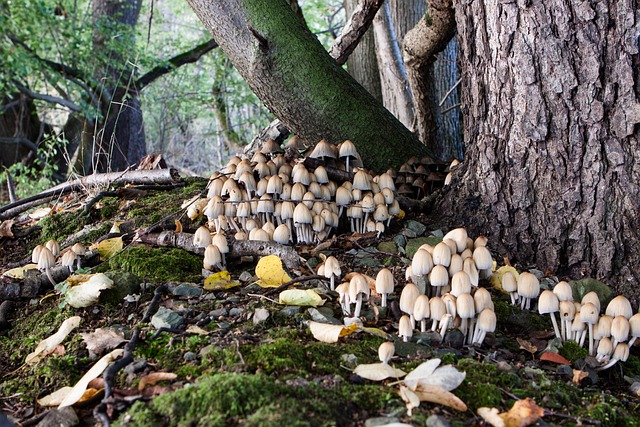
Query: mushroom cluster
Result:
<box><xmin>31</xmin><ymin>240</ymin><xmax>87</xmax><ymax>284</ymax></box>
<box><xmin>188</xmin><ymin>138</ymin><xmax>401</xmax><ymax>246</ymax></box>
<box><xmin>390</xmin><ymin>155</ymin><xmax>447</xmax><ymax>199</ymax></box>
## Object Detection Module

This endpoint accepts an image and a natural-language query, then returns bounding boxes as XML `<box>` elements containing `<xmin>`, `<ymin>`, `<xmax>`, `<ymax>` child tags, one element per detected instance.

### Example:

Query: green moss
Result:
<box><xmin>39</xmin><ymin>211</ymin><xmax>90</xmax><ymax>243</ymax></box>
<box><xmin>560</xmin><ymin>340</ymin><xmax>589</xmax><ymax>362</ymax></box>
<box><xmin>116</xmin><ymin>372</ymin><xmax>395</xmax><ymax>427</ymax></box>
<box><xmin>99</xmin><ymin>246</ymin><xmax>202</xmax><ymax>282</ymax></box>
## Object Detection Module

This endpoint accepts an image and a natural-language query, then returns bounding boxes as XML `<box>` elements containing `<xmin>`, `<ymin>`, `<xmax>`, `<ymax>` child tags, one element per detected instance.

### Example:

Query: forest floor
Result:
<box><xmin>0</xmin><ymin>177</ymin><xmax>639</xmax><ymax>427</ymax></box>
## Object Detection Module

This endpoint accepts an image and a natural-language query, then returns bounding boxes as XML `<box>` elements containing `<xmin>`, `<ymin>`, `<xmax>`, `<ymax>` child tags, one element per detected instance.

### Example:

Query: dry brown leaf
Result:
<box><xmin>38</xmin><ymin>387</ymin><xmax>101</xmax><ymax>407</ymax></box>
<box><xmin>517</xmin><ymin>338</ymin><xmax>538</xmax><ymax>356</ymax></box>
<box><xmin>0</xmin><ymin>219</ymin><xmax>15</xmax><ymax>238</ymax></box>
<box><xmin>59</xmin><ymin>349</ymin><xmax>124</xmax><ymax>408</ymax></box>
<box><xmin>138</xmin><ymin>372</ymin><xmax>178</xmax><ymax>391</ymax></box>
<box><xmin>26</xmin><ymin>316</ymin><xmax>82</xmax><ymax>365</ymax></box>
<box><xmin>185</xmin><ymin>325</ymin><xmax>211</xmax><ymax>335</ymax></box>
<box><xmin>81</xmin><ymin>327</ymin><xmax>126</xmax><ymax>356</ymax></box>
<box><xmin>539</xmin><ymin>352</ymin><xmax>570</xmax><ymax>365</ymax></box>
<box><xmin>572</xmin><ymin>369</ymin><xmax>589</xmax><ymax>385</ymax></box>
<box><xmin>478</xmin><ymin>407</ymin><xmax>505</xmax><ymax>427</ymax></box>
<box><xmin>29</xmin><ymin>207</ymin><xmax>52</xmax><ymax>219</ymax></box>
<box><xmin>174</xmin><ymin>219</ymin><xmax>183</xmax><ymax>233</ymax></box>
<box><xmin>500</xmin><ymin>398</ymin><xmax>544</xmax><ymax>427</ymax></box>
<box><xmin>412</xmin><ymin>384</ymin><xmax>468</xmax><ymax>411</ymax></box>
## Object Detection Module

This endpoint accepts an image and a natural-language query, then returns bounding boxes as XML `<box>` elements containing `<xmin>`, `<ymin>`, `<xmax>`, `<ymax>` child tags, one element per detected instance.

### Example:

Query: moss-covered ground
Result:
<box><xmin>1</xmin><ymin>179</ymin><xmax>639</xmax><ymax>426</ymax></box>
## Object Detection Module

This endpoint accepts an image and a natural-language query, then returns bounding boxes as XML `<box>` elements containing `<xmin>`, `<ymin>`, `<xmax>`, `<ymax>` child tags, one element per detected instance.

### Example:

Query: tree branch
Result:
<box><xmin>135</xmin><ymin>38</ymin><xmax>219</xmax><ymax>90</ymax></box>
<box><xmin>0</xmin><ymin>136</ymin><xmax>38</xmax><ymax>152</ymax></box>
<box><xmin>13</xmin><ymin>82</ymin><xmax>83</xmax><ymax>113</ymax></box>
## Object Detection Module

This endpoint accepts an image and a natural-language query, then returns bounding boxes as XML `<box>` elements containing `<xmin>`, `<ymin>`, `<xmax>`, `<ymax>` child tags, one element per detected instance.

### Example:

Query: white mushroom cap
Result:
<box><xmin>193</xmin><ymin>226</ymin><xmax>213</xmax><ymax>248</ymax></box>
<box><xmin>473</xmin><ymin>287</ymin><xmax>494</xmax><ymax>312</ymax></box>
<box><xmin>580</xmin><ymin>302</ymin><xmax>599</xmax><ymax>325</ymax></box>
<box><xmin>560</xmin><ymin>300</ymin><xmax>577</xmax><ymax>321</ymax></box>
<box><xmin>501</xmin><ymin>272</ymin><xmax>517</xmax><ymax>293</ymax></box>
<box><xmin>203</xmin><ymin>244</ymin><xmax>222</xmax><ymax>270</ymax></box>
<box><xmin>432</xmin><ymin>242</ymin><xmax>452</xmax><ymax>267</ymax></box>
<box><xmin>594</xmin><ymin>315</ymin><xmax>613</xmax><ymax>340</ymax></box>
<box><xmin>32</xmin><ymin>245</ymin><xmax>45</xmax><ymax>263</ymax></box>
<box><xmin>37</xmin><ymin>246</ymin><xmax>56</xmax><ymax>271</ymax></box>
<box><xmin>456</xmin><ymin>293</ymin><xmax>476</xmax><ymax>320</ymax></box>
<box><xmin>71</xmin><ymin>243</ymin><xmax>87</xmax><ymax>256</ymax></box>
<box><xmin>462</xmin><ymin>257</ymin><xmax>479</xmax><ymax>287</ymax></box>
<box><xmin>451</xmin><ymin>271</ymin><xmax>472</xmax><ymax>297</ymax></box>
<box><xmin>443</xmin><ymin>228</ymin><xmax>468</xmax><ymax>253</ymax></box>
<box><xmin>448</xmin><ymin>254</ymin><xmax>463</xmax><ymax>278</ymax></box>
<box><xmin>45</xmin><ymin>240</ymin><xmax>60</xmax><ymax>258</ymax></box>
<box><xmin>375</xmin><ymin>268</ymin><xmax>395</xmax><ymax>295</ymax></box>
<box><xmin>429</xmin><ymin>264</ymin><xmax>450</xmax><ymax>289</ymax></box>
<box><xmin>553</xmin><ymin>281</ymin><xmax>573</xmax><ymax>302</ymax></box>
<box><xmin>429</xmin><ymin>297</ymin><xmax>447</xmax><ymax>322</ymax></box>
<box><xmin>611</xmin><ymin>316</ymin><xmax>630</xmax><ymax>346</ymax></box>
<box><xmin>378</xmin><ymin>341</ymin><xmax>395</xmax><ymax>364</ymax></box>
<box><xmin>517</xmin><ymin>272</ymin><xmax>540</xmax><ymax>300</ymax></box>
<box><xmin>411</xmin><ymin>248</ymin><xmax>434</xmax><ymax>276</ymax></box>
<box><xmin>413</xmin><ymin>294</ymin><xmax>431</xmax><ymax>323</ymax></box>
<box><xmin>605</xmin><ymin>295</ymin><xmax>633</xmax><ymax>319</ymax></box>
<box><xmin>538</xmin><ymin>290</ymin><xmax>560</xmax><ymax>315</ymax></box>
<box><xmin>399</xmin><ymin>315</ymin><xmax>413</xmax><ymax>341</ymax></box>
<box><xmin>581</xmin><ymin>291</ymin><xmax>601</xmax><ymax>314</ymax></box>
<box><xmin>472</xmin><ymin>246</ymin><xmax>493</xmax><ymax>270</ymax></box>
<box><xmin>399</xmin><ymin>283</ymin><xmax>421</xmax><ymax>317</ymax></box>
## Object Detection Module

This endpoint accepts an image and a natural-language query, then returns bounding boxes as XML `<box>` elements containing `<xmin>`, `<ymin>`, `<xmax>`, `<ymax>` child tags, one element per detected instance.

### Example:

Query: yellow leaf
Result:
<box><xmin>109</xmin><ymin>221</ymin><xmax>123</xmax><ymax>234</ymax></box>
<box><xmin>499</xmin><ymin>398</ymin><xmax>544</xmax><ymax>427</ymax></box>
<box><xmin>255</xmin><ymin>255</ymin><xmax>292</xmax><ymax>287</ymax></box>
<box><xmin>308</xmin><ymin>321</ymin><xmax>358</xmax><ymax>343</ymax></box>
<box><xmin>279</xmin><ymin>289</ymin><xmax>324</xmax><ymax>307</ymax></box>
<box><xmin>204</xmin><ymin>270</ymin><xmax>240</xmax><ymax>290</ymax></box>
<box><xmin>490</xmin><ymin>265</ymin><xmax>519</xmax><ymax>292</ymax></box>
<box><xmin>2</xmin><ymin>263</ymin><xmax>38</xmax><ymax>279</ymax></box>
<box><xmin>138</xmin><ymin>372</ymin><xmax>178</xmax><ymax>391</ymax></box>
<box><xmin>90</xmin><ymin>237</ymin><xmax>123</xmax><ymax>261</ymax></box>
<box><xmin>353</xmin><ymin>362</ymin><xmax>406</xmax><ymax>381</ymax></box>
<box><xmin>38</xmin><ymin>387</ymin><xmax>102</xmax><ymax>407</ymax></box>
<box><xmin>174</xmin><ymin>219</ymin><xmax>183</xmax><ymax>233</ymax></box>
<box><xmin>395</xmin><ymin>209</ymin><xmax>405</xmax><ymax>220</ymax></box>
<box><xmin>360</xmin><ymin>326</ymin><xmax>392</xmax><ymax>340</ymax></box>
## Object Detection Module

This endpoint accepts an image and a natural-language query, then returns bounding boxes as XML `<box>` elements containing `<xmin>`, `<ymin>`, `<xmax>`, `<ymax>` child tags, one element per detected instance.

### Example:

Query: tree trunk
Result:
<box><xmin>441</xmin><ymin>0</ymin><xmax>640</xmax><ymax>303</ymax></box>
<box><xmin>344</xmin><ymin>0</ymin><xmax>383</xmax><ymax>103</ymax></box>
<box><xmin>186</xmin><ymin>0</ymin><xmax>430</xmax><ymax>172</ymax></box>
<box><xmin>91</xmin><ymin>0</ymin><xmax>146</xmax><ymax>173</ymax></box>
<box><xmin>372</xmin><ymin>2</ymin><xmax>415</xmax><ymax>130</ymax></box>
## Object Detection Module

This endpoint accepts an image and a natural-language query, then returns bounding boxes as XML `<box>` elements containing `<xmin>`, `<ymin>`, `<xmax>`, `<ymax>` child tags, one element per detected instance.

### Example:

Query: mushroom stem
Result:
<box><xmin>381</xmin><ymin>293</ymin><xmax>388</xmax><ymax>308</ymax></box>
<box><xmin>597</xmin><ymin>358</ymin><xmax>620</xmax><ymax>371</ymax></box>
<box><xmin>439</xmin><ymin>314</ymin><xmax>451</xmax><ymax>343</ymax></box>
<box><xmin>467</xmin><ymin>318</ymin><xmax>476</xmax><ymax>344</ymax></box>
<box><xmin>549</xmin><ymin>313</ymin><xmax>561</xmax><ymax>340</ymax></box>
<box><xmin>354</xmin><ymin>294</ymin><xmax>363</xmax><ymax>318</ymax></box>
<box><xmin>45</xmin><ymin>268</ymin><xmax>56</xmax><ymax>286</ymax></box>
<box><xmin>629</xmin><ymin>337</ymin><xmax>637</xmax><ymax>347</ymax></box>
<box><xmin>588</xmin><ymin>324</ymin><xmax>595</xmax><ymax>355</ymax></box>
<box><xmin>420</xmin><ymin>319</ymin><xmax>427</xmax><ymax>333</ymax></box>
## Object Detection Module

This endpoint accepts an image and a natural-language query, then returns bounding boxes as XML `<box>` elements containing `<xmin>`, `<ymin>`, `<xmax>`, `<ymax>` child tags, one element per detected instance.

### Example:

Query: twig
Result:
<box><xmin>263</xmin><ymin>275</ymin><xmax>329</xmax><ymax>296</ymax></box>
<box><xmin>235</xmin><ymin>339</ymin><xmax>246</xmax><ymax>366</ymax></box>
<box><xmin>247</xmin><ymin>293</ymin><xmax>280</xmax><ymax>304</ymax></box>
<box><xmin>439</xmin><ymin>77</ymin><xmax>462</xmax><ymax>107</ymax></box>
<box><xmin>441</xmin><ymin>102</ymin><xmax>461</xmax><ymax>114</ymax></box>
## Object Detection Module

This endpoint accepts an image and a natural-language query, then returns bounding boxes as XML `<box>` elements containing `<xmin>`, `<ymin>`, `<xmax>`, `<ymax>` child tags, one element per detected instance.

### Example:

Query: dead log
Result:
<box><xmin>137</xmin><ymin>231</ymin><xmax>301</xmax><ymax>269</ymax></box>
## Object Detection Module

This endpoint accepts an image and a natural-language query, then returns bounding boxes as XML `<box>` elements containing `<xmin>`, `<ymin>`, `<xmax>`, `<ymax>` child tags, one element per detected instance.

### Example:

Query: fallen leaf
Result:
<box><xmin>402</xmin><ymin>359</ymin><xmax>441</xmax><ymax>389</ymax></box>
<box><xmin>65</xmin><ymin>273</ymin><xmax>114</xmax><ymax>308</ymax></box>
<box><xmin>90</xmin><ymin>237</ymin><xmax>123</xmax><ymax>261</ymax></box>
<box><xmin>138</xmin><ymin>372</ymin><xmax>178</xmax><ymax>391</ymax></box>
<box><xmin>539</xmin><ymin>352</ymin><xmax>570</xmax><ymax>365</ymax></box>
<box><xmin>412</xmin><ymin>383</ymin><xmax>468</xmax><ymax>411</ymax></box>
<box><xmin>80</xmin><ymin>327</ymin><xmax>126</xmax><ymax>357</ymax></box>
<box><xmin>353</xmin><ymin>362</ymin><xmax>406</xmax><ymax>381</ymax></box>
<box><xmin>398</xmin><ymin>385</ymin><xmax>420</xmax><ymax>416</ymax></box>
<box><xmin>29</xmin><ymin>207</ymin><xmax>52</xmax><ymax>219</ymax></box>
<box><xmin>499</xmin><ymin>398</ymin><xmax>544</xmax><ymax>427</ymax></box>
<box><xmin>2</xmin><ymin>263</ymin><xmax>38</xmax><ymax>279</ymax></box>
<box><xmin>360</xmin><ymin>326</ymin><xmax>392</xmax><ymax>340</ymax></box>
<box><xmin>405</xmin><ymin>363</ymin><xmax>466</xmax><ymax>392</ymax></box>
<box><xmin>26</xmin><ymin>316</ymin><xmax>82</xmax><ymax>365</ymax></box>
<box><xmin>517</xmin><ymin>338</ymin><xmax>538</xmax><ymax>356</ymax></box>
<box><xmin>109</xmin><ymin>221</ymin><xmax>123</xmax><ymax>234</ymax></box>
<box><xmin>308</xmin><ymin>321</ymin><xmax>358</xmax><ymax>343</ymax></box>
<box><xmin>174</xmin><ymin>219</ymin><xmax>183</xmax><ymax>233</ymax></box>
<box><xmin>203</xmin><ymin>270</ymin><xmax>240</xmax><ymax>290</ymax></box>
<box><xmin>572</xmin><ymin>369</ymin><xmax>589</xmax><ymax>385</ymax></box>
<box><xmin>185</xmin><ymin>325</ymin><xmax>211</xmax><ymax>335</ymax></box>
<box><xmin>59</xmin><ymin>349</ymin><xmax>124</xmax><ymax>408</ymax></box>
<box><xmin>37</xmin><ymin>387</ymin><xmax>102</xmax><ymax>407</ymax></box>
<box><xmin>491</xmin><ymin>265</ymin><xmax>519</xmax><ymax>292</ymax></box>
<box><xmin>255</xmin><ymin>255</ymin><xmax>292</xmax><ymax>287</ymax></box>
<box><xmin>478</xmin><ymin>407</ymin><xmax>505</xmax><ymax>427</ymax></box>
<box><xmin>0</xmin><ymin>219</ymin><xmax>15</xmax><ymax>238</ymax></box>
<box><xmin>279</xmin><ymin>289</ymin><xmax>324</xmax><ymax>307</ymax></box>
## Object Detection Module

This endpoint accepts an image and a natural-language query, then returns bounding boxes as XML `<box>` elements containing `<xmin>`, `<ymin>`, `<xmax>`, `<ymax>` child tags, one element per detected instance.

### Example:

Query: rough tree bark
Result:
<box><xmin>186</xmin><ymin>0</ymin><xmax>430</xmax><ymax>171</ymax></box>
<box><xmin>441</xmin><ymin>0</ymin><xmax>640</xmax><ymax>302</ymax></box>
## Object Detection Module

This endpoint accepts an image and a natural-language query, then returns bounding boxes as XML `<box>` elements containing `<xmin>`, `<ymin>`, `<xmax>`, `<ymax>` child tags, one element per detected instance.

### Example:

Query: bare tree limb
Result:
<box><xmin>13</xmin><ymin>83</ymin><xmax>83</xmax><ymax>113</ymax></box>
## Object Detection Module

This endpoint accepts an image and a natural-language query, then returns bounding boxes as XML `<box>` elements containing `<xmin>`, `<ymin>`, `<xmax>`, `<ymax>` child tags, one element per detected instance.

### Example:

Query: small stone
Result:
<box><xmin>376</xmin><ymin>241</ymin><xmax>397</xmax><ymax>254</ymax></box>
<box><xmin>529</xmin><ymin>269</ymin><xmax>544</xmax><ymax>279</ymax></box>
<box><xmin>402</xmin><ymin>229</ymin><xmax>417</xmax><ymax>239</ymax></box>
<box><xmin>238</xmin><ymin>271</ymin><xmax>253</xmax><ymax>282</ymax></box>
<box><xmin>443</xmin><ymin>329</ymin><xmax>465</xmax><ymax>348</ymax></box>
<box><xmin>416</xmin><ymin>330</ymin><xmax>441</xmax><ymax>347</ymax></box>
<box><xmin>229</xmin><ymin>307</ymin><xmax>244</xmax><ymax>317</ymax></box>
<box><xmin>226</xmin><ymin>296</ymin><xmax>241</xmax><ymax>304</ymax></box>
<box><xmin>253</xmin><ymin>308</ymin><xmax>270</xmax><ymax>324</ymax></box>
<box><xmin>406</xmin><ymin>220</ymin><xmax>427</xmax><ymax>236</ymax></box>
<box><xmin>430</xmin><ymin>229</ymin><xmax>444</xmax><ymax>238</ymax></box>
<box><xmin>630</xmin><ymin>382</ymin><xmax>640</xmax><ymax>397</ymax></box>
<box><xmin>364</xmin><ymin>417</ymin><xmax>400</xmax><ymax>427</ymax></box>
<box><xmin>172</xmin><ymin>284</ymin><xmax>203</xmax><ymax>298</ymax></box>
<box><xmin>209</xmin><ymin>307</ymin><xmax>228</xmax><ymax>318</ymax></box>
<box><xmin>356</xmin><ymin>257</ymin><xmax>380</xmax><ymax>268</ymax></box>
<box><xmin>199</xmin><ymin>344</ymin><xmax>215</xmax><ymax>356</ymax></box>
<box><xmin>279</xmin><ymin>306</ymin><xmax>301</xmax><ymax>316</ymax></box>
<box><xmin>556</xmin><ymin>364</ymin><xmax>573</xmax><ymax>377</ymax></box>
<box><xmin>426</xmin><ymin>414</ymin><xmax>451</xmax><ymax>427</ymax></box>
<box><xmin>393</xmin><ymin>234</ymin><xmax>407</xmax><ymax>248</ymax></box>
<box><xmin>241</xmin><ymin>282</ymin><xmax>263</xmax><ymax>295</ymax></box>
<box><xmin>151</xmin><ymin>307</ymin><xmax>183</xmax><ymax>329</ymax></box>
<box><xmin>341</xmin><ymin>353</ymin><xmax>359</xmax><ymax>369</ymax></box>
<box><xmin>124</xmin><ymin>358</ymin><xmax>147</xmax><ymax>376</ymax></box>
<box><xmin>35</xmin><ymin>407</ymin><xmax>79</xmax><ymax>427</ymax></box>
<box><xmin>183</xmin><ymin>351</ymin><xmax>197</xmax><ymax>361</ymax></box>
<box><xmin>307</xmin><ymin>307</ymin><xmax>341</xmax><ymax>324</ymax></box>
<box><xmin>405</xmin><ymin>236</ymin><xmax>443</xmax><ymax>258</ymax></box>
<box><xmin>496</xmin><ymin>360</ymin><xmax>513</xmax><ymax>371</ymax></box>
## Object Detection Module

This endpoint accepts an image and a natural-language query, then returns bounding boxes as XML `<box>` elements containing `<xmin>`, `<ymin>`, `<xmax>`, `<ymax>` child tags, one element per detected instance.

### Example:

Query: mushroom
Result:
<box><xmin>570</xmin><ymin>313</ymin><xmax>586</xmax><ymax>345</ymax></box>
<box><xmin>472</xmin><ymin>246</ymin><xmax>493</xmax><ymax>272</ymax></box>
<box><xmin>456</xmin><ymin>292</ymin><xmax>476</xmax><ymax>339</ymax></box>
<box><xmin>472</xmin><ymin>308</ymin><xmax>497</xmax><ymax>346</ymax></box>
<box><xmin>559</xmin><ymin>300</ymin><xmax>576</xmax><ymax>342</ymax></box>
<box><xmin>399</xmin><ymin>282</ymin><xmax>421</xmax><ymax>328</ymax></box>
<box><xmin>399</xmin><ymin>315</ymin><xmax>413</xmax><ymax>342</ymax></box>
<box><xmin>605</xmin><ymin>295</ymin><xmax>633</xmax><ymax>320</ymax></box>
<box><xmin>45</xmin><ymin>240</ymin><xmax>60</xmax><ymax>258</ymax></box>
<box><xmin>517</xmin><ymin>272</ymin><xmax>540</xmax><ymax>310</ymax></box>
<box><xmin>71</xmin><ymin>243</ymin><xmax>87</xmax><ymax>270</ymax></box>
<box><xmin>593</xmin><ymin>314</ymin><xmax>613</xmax><ymax>351</ymax></box>
<box><xmin>339</xmin><ymin>140</ymin><xmax>359</xmax><ymax>173</ymax></box>
<box><xmin>595</xmin><ymin>337</ymin><xmax>613</xmax><ymax>364</ymax></box>
<box><xmin>579</xmin><ymin>302</ymin><xmax>599</xmax><ymax>355</ymax></box>
<box><xmin>628</xmin><ymin>313</ymin><xmax>640</xmax><ymax>347</ymax></box>
<box><xmin>538</xmin><ymin>290</ymin><xmax>561</xmax><ymax>340</ymax></box>
<box><xmin>462</xmin><ymin>257</ymin><xmax>479</xmax><ymax>287</ymax></box>
<box><xmin>203</xmin><ymin>244</ymin><xmax>222</xmax><ymax>271</ymax></box>
<box><xmin>429</xmin><ymin>264</ymin><xmax>450</xmax><ymax>297</ymax></box>
<box><xmin>349</xmin><ymin>273</ymin><xmax>370</xmax><ymax>318</ymax></box>
<box><xmin>451</xmin><ymin>271</ymin><xmax>472</xmax><ymax>297</ymax></box>
<box><xmin>581</xmin><ymin>291</ymin><xmax>601</xmax><ymax>313</ymax></box>
<box><xmin>324</xmin><ymin>256</ymin><xmax>342</xmax><ymax>291</ymax></box>
<box><xmin>412</xmin><ymin>248</ymin><xmax>434</xmax><ymax>284</ymax></box>
<box><xmin>193</xmin><ymin>226</ymin><xmax>213</xmax><ymax>248</ymax></box>
<box><xmin>502</xmin><ymin>271</ymin><xmax>518</xmax><ymax>305</ymax></box>
<box><xmin>432</xmin><ymin>242</ymin><xmax>452</xmax><ymax>267</ymax></box>
<box><xmin>553</xmin><ymin>281</ymin><xmax>573</xmax><ymax>302</ymax></box>
<box><xmin>598</xmin><ymin>343</ymin><xmax>629</xmax><ymax>370</ymax></box>
<box><xmin>611</xmin><ymin>315</ymin><xmax>630</xmax><ymax>347</ymax></box>
<box><xmin>442</xmin><ymin>227</ymin><xmax>468</xmax><ymax>253</ymax></box>
<box><xmin>375</xmin><ymin>268</ymin><xmax>394</xmax><ymax>307</ymax></box>
<box><xmin>37</xmin><ymin>246</ymin><xmax>57</xmax><ymax>285</ymax></box>
<box><xmin>448</xmin><ymin>254</ymin><xmax>463</xmax><ymax>278</ymax></box>
<box><xmin>212</xmin><ymin>233</ymin><xmax>229</xmax><ymax>268</ymax></box>
<box><xmin>429</xmin><ymin>296</ymin><xmax>447</xmax><ymax>332</ymax></box>
<box><xmin>32</xmin><ymin>244</ymin><xmax>45</xmax><ymax>264</ymax></box>
<box><xmin>413</xmin><ymin>294</ymin><xmax>431</xmax><ymax>332</ymax></box>
<box><xmin>378</xmin><ymin>341</ymin><xmax>395</xmax><ymax>364</ymax></box>
<box><xmin>335</xmin><ymin>282</ymin><xmax>351</xmax><ymax>315</ymax></box>
<box><xmin>61</xmin><ymin>250</ymin><xmax>77</xmax><ymax>273</ymax></box>
<box><xmin>272</xmin><ymin>224</ymin><xmax>291</xmax><ymax>244</ymax></box>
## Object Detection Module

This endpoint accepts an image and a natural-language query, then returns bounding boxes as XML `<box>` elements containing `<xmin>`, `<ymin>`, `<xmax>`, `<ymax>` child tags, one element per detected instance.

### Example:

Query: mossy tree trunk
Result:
<box><xmin>186</xmin><ymin>0</ymin><xmax>430</xmax><ymax>172</ymax></box>
<box><xmin>440</xmin><ymin>0</ymin><xmax>640</xmax><ymax>303</ymax></box>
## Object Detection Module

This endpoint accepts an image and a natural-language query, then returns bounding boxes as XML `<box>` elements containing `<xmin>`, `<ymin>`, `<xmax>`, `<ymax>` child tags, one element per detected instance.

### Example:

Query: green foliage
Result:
<box><xmin>99</xmin><ymin>246</ymin><xmax>202</xmax><ymax>282</ymax></box>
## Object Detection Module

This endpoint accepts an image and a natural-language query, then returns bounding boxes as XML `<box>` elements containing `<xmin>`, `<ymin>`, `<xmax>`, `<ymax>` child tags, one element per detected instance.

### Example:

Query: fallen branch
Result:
<box><xmin>0</xmin><ymin>265</ymin><xmax>72</xmax><ymax>300</ymax></box>
<box><xmin>0</xmin><ymin>169</ymin><xmax>182</xmax><ymax>220</ymax></box>
<box><xmin>137</xmin><ymin>231</ymin><xmax>301</xmax><ymax>270</ymax></box>
<box><xmin>263</xmin><ymin>274</ymin><xmax>329</xmax><ymax>297</ymax></box>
